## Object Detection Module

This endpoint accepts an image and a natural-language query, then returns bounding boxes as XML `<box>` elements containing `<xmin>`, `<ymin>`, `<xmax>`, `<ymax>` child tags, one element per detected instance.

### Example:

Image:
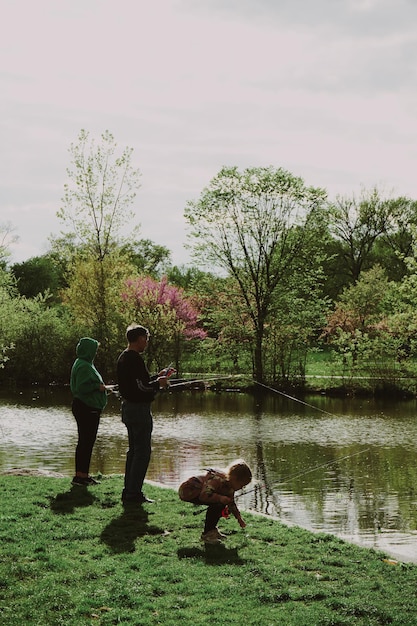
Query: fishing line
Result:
<box><xmin>253</xmin><ymin>382</ymin><xmax>371</xmax><ymax>484</ymax></box>
<box><xmin>234</xmin><ymin>484</ymin><xmax>265</xmax><ymax>499</ymax></box>
<box><xmin>192</xmin><ymin>449</ymin><xmax>370</xmax><ymax>514</ymax></box>
<box><xmin>169</xmin><ymin>375</ymin><xmax>340</xmax><ymax>420</ymax></box>
<box><xmin>274</xmin><ymin>448</ymin><xmax>370</xmax><ymax>486</ymax></box>
<box><xmin>254</xmin><ymin>380</ymin><xmax>339</xmax><ymax>418</ymax></box>
<box><xmin>191</xmin><ymin>482</ymin><xmax>264</xmax><ymax>515</ymax></box>
<box><xmin>170</xmin><ymin>375</ymin><xmax>342</xmax><ymax>421</ymax></box>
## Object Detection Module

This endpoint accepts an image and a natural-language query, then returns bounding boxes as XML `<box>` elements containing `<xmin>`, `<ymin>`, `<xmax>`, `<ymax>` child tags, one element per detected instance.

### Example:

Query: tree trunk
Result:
<box><xmin>254</xmin><ymin>326</ymin><xmax>264</xmax><ymax>383</ymax></box>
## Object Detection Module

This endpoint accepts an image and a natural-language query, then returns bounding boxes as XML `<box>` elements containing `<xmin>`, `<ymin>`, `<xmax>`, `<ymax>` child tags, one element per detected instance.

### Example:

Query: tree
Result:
<box><xmin>11</xmin><ymin>254</ymin><xmax>65</xmax><ymax>300</ymax></box>
<box><xmin>58</xmin><ymin>129</ymin><xmax>141</xmax><ymax>259</ymax></box>
<box><xmin>0</xmin><ymin>268</ymin><xmax>78</xmax><ymax>384</ymax></box>
<box><xmin>324</xmin><ymin>265</ymin><xmax>392</xmax><ymax>338</ymax></box>
<box><xmin>0</xmin><ymin>222</ymin><xmax>18</xmax><ymax>268</ymax></box>
<box><xmin>120</xmin><ymin>275</ymin><xmax>206</xmax><ymax>372</ymax></box>
<box><xmin>63</xmin><ymin>252</ymin><xmax>136</xmax><ymax>376</ymax></box>
<box><xmin>382</xmin><ymin>237</ymin><xmax>417</xmax><ymax>367</ymax></box>
<box><xmin>321</xmin><ymin>266</ymin><xmax>404</xmax><ymax>386</ymax></box>
<box><xmin>265</xmin><ymin>266</ymin><xmax>330</xmax><ymax>382</ymax></box>
<box><xmin>327</xmin><ymin>187</ymin><xmax>395</xmax><ymax>285</ymax></box>
<box><xmin>4</xmin><ymin>295</ymin><xmax>78</xmax><ymax>385</ymax></box>
<box><xmin>184</xmin><ymin>166</ymin><xmax>327</xmax><ymax>382</ymax></box>
<box><xmin>193</xmin><ymin>276</ymin><xmax>254</xmax><ymax>373</ymax></box>
<box><xmin>57</xmin><ymin>130</ymin><xmax>142</xmax><ymax>369</ymax></box>
<box><xmin>120</xmin><ymin>239</ymin><xmax>171</xmax><ymax>278</ymax></box>
<box><xmin>0</xmin><ymin>269</ymin><xmax>20</xmax><ymax>371</ymax></box>
<box><xmin>373</xmin><ymin>196</ymin><xmax>417</xmax><ymax>282</ymax></box>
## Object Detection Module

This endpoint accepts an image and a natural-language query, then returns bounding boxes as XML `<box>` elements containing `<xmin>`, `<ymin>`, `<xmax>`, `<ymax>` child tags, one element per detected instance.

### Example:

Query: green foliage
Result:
<box><xmin>374</xmin><ymin>196</ymin><xmax>417</xmax><ymax>281</ymax></box>
<box><xmin>58</xmin><ymin>129</ymin><xmax>141</xmax><ymax>259</ymax></box>
<box><xmin>6</xmin><ymin>142</ymin><xmax>417</xmax><ymax>392</ymax></box>
<box><xmin>327</xmin><ymin>187</ymin><xmax>400</xmax><ymax>284</ymax></box>
<box><xmin>2</xmin><ymin>296</ymin><xmax>78</xmax><ymax>385</ymax></box>
<box><xmin>121</xmin><ymin>238</ymin><xmax>171</xmax><ymax>278</ymax></box>
<box><xmin>0</xmin><ymin>269</ymin><xmax>22</xmax><ymax>370</ymax></box>
<box><xmin>63</xmin><ymin>253</ymin><xmax>136</xmax><ymax>377</ymax></box>
<box><xmin>167</xmin><ymin>265</ymin><xmax>214</xmax><ymax>291</ymax></box>
<box><xmin>322</xmin><ymin>266</ymin><xmax>417</xmax><ymax>389</ymax></box>
<box><xmin>185</xmin><ymin>165</ymin><xmax>327</xmax><ymax>276</ymax></box>
<box><xmin>206</xmin><ymin>280</ymin><xmax>254</xmax><ymax>371</ymax></box>
<box><xmin>11</xmin><ymin>254</ymin><xmax>66</xmax><ymax>300</ymax></box>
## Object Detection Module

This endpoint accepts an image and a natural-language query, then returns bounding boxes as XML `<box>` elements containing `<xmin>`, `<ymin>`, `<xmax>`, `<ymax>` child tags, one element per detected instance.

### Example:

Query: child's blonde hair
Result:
<box><xmin>226</xmin><ymin>459</ymin><xmax>252</xmax><ymax>485</ymax></box>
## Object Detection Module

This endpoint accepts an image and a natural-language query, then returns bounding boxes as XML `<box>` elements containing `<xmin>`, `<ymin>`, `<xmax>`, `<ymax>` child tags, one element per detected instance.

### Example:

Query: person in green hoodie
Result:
<box><xmin>70</xmin><ymin>337</ymin><xmax>107</xmax><ymax>486</ymax></box>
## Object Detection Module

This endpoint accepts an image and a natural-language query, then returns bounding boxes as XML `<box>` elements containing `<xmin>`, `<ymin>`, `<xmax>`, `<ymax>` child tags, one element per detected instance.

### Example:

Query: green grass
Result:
<box><xmin>306</xmin><ymin>348</ymin><xmax>337</xmax><ymax>376</ymax></box>
<box><xmin>2</xmin><ymin>475</ymin><xmax>417</xmax><ymax>625</ymax></box>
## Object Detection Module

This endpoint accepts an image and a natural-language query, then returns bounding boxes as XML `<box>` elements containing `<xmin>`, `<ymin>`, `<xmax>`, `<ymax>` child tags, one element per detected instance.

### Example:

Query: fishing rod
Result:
<box><xmin>105</xmin><ymin>374</ymin><xmax>244</xmax><ymax>399</ymax></box>
<box><xmin>104</xmin><ymin>374</ymin><xmax>243</xmax><ymax>397</ymax></box>
<box><xmin>109</xmin><ymin>366</ymin><xmax>345</xmax><ymax>421</ymax></box>
<box><xmin>168</xmin><ymin>374</ymin><xmax>348</xmax><ymax>424</ymax></box>
<box><xmin>168</xmin><ymin>374</ymin><xmax>244</xmax><ymax>389</ymax></box>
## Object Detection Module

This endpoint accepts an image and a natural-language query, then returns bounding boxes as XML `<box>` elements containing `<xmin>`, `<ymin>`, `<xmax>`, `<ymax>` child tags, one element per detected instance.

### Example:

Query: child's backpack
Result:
<box><xmin>178</xmin><ymin>475</ymin><xmax>204</xmax><ymax>502</ymax></box>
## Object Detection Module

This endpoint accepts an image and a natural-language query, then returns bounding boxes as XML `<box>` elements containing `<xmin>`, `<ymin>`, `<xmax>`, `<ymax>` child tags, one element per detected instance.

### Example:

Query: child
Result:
<box><xmin>178</xmin><ymin>459</ymin><xmax>252</xmax><ymax>544</ymax></box>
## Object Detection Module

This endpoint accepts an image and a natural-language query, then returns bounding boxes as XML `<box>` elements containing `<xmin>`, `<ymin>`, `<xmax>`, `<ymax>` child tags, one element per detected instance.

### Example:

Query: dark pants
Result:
<box><xmin>121</xmin><ymin>400</ymin><xmax>153</xmax><ymax>500</ymax></box>
<box><xmin>72</xmin><ymin>398</ymin><xmax>101</xmax><ymax>475</ymax></box>
<box><xmin>192</xmin><ymin>498</ymin><xmax>225</xmax><ymax>533</ymax></box>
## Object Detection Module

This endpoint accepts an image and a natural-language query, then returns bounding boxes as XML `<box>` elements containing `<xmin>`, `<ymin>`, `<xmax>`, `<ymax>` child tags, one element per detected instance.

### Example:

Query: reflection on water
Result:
<box><xmin>1</xmin><ymin>387</ymin><xmax>417</xmax><ymax>563</ymax></box>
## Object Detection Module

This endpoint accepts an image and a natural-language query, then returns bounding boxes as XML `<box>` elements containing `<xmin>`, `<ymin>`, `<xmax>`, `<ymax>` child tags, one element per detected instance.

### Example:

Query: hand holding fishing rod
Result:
<box><xmin>157</xmin><ymin>363</ymin><xmax>177</xmax><ymax>388</ymax></box>
<box><xmin>162</xmin><ymin>363</ymin><xmax>176</xmax><ymax>376</ymax></box>
<box><xmin>103</xmin><ymin>384</ymin><xmax>120</xmax><ymax>398</ymax></box>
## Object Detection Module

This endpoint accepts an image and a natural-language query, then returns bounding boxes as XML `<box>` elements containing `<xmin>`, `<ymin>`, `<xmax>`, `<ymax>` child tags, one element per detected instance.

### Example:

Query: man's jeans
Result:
<box><xmin>121</xmin><ymin>401</ymin><xmax>153</xmax><ymax>499</ymax></box>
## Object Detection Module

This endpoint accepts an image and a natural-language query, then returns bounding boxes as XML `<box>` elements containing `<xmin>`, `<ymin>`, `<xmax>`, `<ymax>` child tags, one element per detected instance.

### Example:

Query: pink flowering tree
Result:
<box><xmin>120</xmin><ymin>275</ymin><xmax>207</xmax><ymax>370</ymax></box>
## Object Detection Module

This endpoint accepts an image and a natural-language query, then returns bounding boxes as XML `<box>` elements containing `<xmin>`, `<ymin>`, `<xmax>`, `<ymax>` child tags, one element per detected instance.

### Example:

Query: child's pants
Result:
<box><xmin>192</xmin><ymin>498</ymin><xmax>225</xmax><ymax>533</ymax></box>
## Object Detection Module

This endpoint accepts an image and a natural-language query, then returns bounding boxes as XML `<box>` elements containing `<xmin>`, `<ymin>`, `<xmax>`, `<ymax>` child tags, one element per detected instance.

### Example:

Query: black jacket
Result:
<box><xmin>117</xmin><ymin>349</ymin><xmax>159</xmax><ymax>402</ymax></box>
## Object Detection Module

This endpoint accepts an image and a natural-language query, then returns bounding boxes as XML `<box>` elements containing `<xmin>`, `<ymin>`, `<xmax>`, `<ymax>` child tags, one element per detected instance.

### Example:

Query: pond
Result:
<box><xmin>1</xmin><ymin>386</ymin><xmax>417</xmax><ymax>564</ymax></box>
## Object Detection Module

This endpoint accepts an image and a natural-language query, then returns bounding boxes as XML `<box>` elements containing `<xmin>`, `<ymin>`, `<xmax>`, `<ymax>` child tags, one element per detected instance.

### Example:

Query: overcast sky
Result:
<box><xmin>2</xmin><ymin>0</ymin><xmax>417</xmax><ymax>266</ymax></box>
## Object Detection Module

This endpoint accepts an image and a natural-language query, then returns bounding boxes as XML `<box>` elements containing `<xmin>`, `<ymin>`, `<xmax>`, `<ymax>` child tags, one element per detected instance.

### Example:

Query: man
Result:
<box><xmin>117</xmin><ymin>324</ymin><xmax>174</xmax><ymax>505</ymax></box>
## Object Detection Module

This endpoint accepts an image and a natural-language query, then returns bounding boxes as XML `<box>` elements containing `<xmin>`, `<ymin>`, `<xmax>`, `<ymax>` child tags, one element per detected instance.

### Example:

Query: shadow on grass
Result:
<box><xmin>49</xmin><ymin>485</ymin><xmax>97</xmax><ymax>514</ymax></box>
<box><xmin>100</xmin><ymin>505</ymin><xmax>166</xmax><ymax>553</ymax></box>
<box><xmin>177</xmin><ymin>544</ymin><xmax>245</xmax><ymax>565</ymax></box>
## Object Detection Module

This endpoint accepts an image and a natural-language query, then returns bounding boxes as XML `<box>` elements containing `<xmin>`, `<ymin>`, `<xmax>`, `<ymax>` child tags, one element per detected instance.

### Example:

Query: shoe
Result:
<box><xmin>86</xmin><ymin>476</ymin><xmax>100</xmax><ymax>485</ymax></box>
<box><xmin>72</xmin><ymin>476</ymin><xmax>100</xmax><ymax>486</ymax></box>
<box><xmin>139</xmin><ymin>494</ymin><xmax>155</xmax><ymax>504</ymax></box>
<box><xmin>214</xmin><ymin>527</ymin><xmax>227</xmax><ymax>539</ymax></box>
<box><xmin>122</xmin><ymin>494</ymin><xmax>155</xmax><ymax>505</ymax></box>
<box><xmin>201</xmin><ymin>529</ymin><xmax>223</xmax><ymax>545</ymax></box>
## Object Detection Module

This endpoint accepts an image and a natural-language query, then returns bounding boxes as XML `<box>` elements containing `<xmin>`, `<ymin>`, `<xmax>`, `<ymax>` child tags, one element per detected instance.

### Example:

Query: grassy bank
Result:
<box><xmin>1</xmin><ymin>475</ymin><xmax>417</xmax><ymax>626</ymax></box>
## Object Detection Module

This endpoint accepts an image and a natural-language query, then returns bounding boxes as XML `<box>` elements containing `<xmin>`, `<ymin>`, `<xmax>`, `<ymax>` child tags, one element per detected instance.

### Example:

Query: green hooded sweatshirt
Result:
<box><xmin>70</xmin><ymin>337</ymin><xmax>107</xmax><ymax>410</ymax></box>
